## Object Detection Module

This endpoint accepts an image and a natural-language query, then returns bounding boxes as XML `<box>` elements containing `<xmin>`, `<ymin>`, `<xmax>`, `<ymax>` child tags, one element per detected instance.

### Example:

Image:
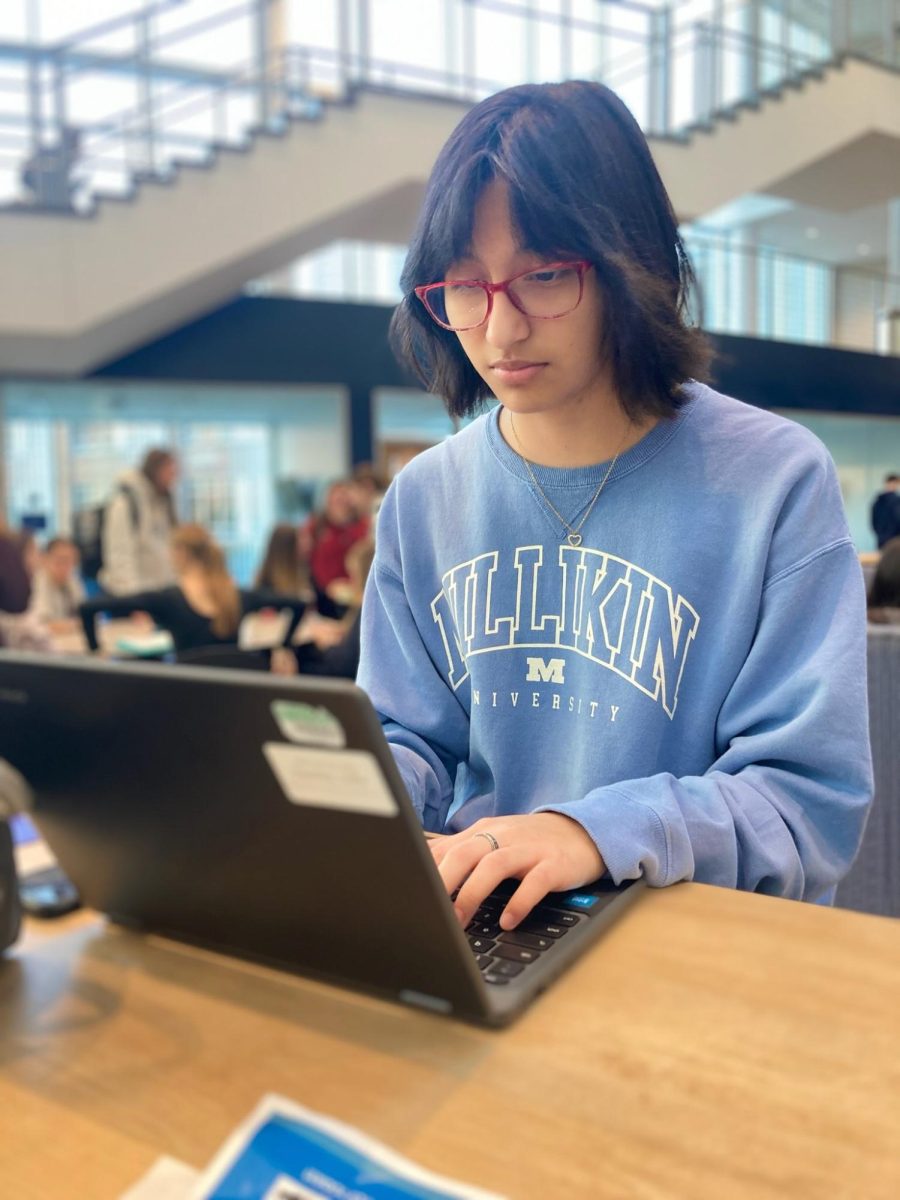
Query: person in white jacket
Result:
<box><xmin>99</xmin><ymin>448</ymin><xmax>179</xmax><ymax>596</ymax></box>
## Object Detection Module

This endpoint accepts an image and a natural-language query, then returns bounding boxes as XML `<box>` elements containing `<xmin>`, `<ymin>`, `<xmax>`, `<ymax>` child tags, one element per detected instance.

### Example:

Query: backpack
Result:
<box><xmin>72</xmin><ymin>483</ymin><xmax>140</xmax><ymax>583</ymax></box>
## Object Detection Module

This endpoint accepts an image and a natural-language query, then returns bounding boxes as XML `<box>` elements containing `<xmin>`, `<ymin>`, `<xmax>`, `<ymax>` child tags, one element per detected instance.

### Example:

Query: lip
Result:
<box><xmin>490</xmin><ymin>361</ymin><xmax>547</xmax><ymax>385</ymax></box>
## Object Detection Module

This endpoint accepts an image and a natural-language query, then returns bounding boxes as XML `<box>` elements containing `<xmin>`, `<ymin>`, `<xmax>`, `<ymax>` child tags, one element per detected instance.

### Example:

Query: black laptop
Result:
<box><xmin>0</xmin><ymin>652</ymin><xmax>642</xmax><ymax>1026</ymax></box>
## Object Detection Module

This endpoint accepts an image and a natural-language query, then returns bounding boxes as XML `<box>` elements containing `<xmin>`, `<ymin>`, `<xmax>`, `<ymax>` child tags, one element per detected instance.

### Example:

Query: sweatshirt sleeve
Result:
<box><xmin>357</xmin><ymin>489</ymin><xmax>471</xmax><ymax>833</ymax></box>
<box><xmin>537</xmin><ymin>539</ymin><xmax>874</xmax><ymax>901</ymax></box>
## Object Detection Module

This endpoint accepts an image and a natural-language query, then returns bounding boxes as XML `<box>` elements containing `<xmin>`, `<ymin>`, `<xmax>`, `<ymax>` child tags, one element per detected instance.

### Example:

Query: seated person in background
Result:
<box><xmin>303</xmin><ymin>481</ymin><xmax>370</xmax><ymax>618</ymax></box>
<box><xmin>350</xmin><ymin>462</ymin><xmax>388</xmax><ymax>519</ymax></box>
<box><xmin>27</xmin><ymin>537</ymin><xmax>86</xmax><ymax>635</ymax></box>
<box><xmin>0</xmin><ymin>527</ymin><xmax>30</xmax><ymax>619</ymax></box>
<box><xmin>0</xmin><ymin>527</ymin><xmax>48</xmax><ymax>650</ymax></box>
<box><xmin>80</xmin><ymin>523</ymin><xmax>305</xmax><ymax>655</ymax></box>
<box><xmin>254</xmin><ymin>522</ymin><xmax>314</xmax><ymax>603</ymax></box>
<box><xmin>272</xmin><ymin>537</ymin><xmax>374</xmax><ymax>680</ymax></box>
<box><xmin>867</xmin><ymin>537</ymin><xmax>900</xmax><ymax>624</ymax></box>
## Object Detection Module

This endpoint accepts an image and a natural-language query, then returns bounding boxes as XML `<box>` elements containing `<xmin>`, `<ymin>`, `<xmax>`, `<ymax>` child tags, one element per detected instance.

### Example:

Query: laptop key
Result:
<box><xmin>532</xmin><ymin>908</ymin><xmax>581</xmax><ymax>927</ymax></box>
<box><xmin>491</xmin><ymin>959</ymin><xmax>526</xmax><ymax>978</ymax></box>
<box><xmin>468</xmin><ymin>936</ymin><xmax>496</xmax><ymax>954</ymax></box>
<box><xmin>482</xmin><ymin>972</ymin><xmax>511</xmax><ymax>985</ymax></box>
<box><xmin>518</xmin><ymin>920</ymin><xmax>569</xmax><ymax>939</ymax></box>
<box><xmin>494</xmin><ymin>944</ymin><xmax>539</xmax><ymax>964</ymax></box>
<box><xmin>498</xmin><ymin>931</ymin><xmax>553</xmax><ymax>952</ymax></box>
<box><xmin>467</xmin><ymin>920</ymin><xmax>501</xmax><ymax>938</ymax></box>
<box><xmin>475</xmin><ymin>954</ymin><xmax>495</xmax><ymax>970</ymax></box>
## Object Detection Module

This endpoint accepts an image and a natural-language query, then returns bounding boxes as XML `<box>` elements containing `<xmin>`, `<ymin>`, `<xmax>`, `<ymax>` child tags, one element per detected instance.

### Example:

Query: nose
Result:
<box><xmin>484</xmin><ymin>287</ymin><xmax>530</xmax><ymax>350</ymax></box>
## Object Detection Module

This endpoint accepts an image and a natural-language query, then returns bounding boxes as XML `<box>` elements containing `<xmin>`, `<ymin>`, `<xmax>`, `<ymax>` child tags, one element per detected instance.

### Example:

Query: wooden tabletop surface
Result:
<box><xmin>1</xmin><ymin>882</ymin><xmax>898</xmax><ymax>1199</ymax></box>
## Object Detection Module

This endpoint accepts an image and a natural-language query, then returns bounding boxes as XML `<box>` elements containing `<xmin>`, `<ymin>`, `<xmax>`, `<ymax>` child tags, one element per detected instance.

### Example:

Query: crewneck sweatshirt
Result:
<box><xmin>358</xmin><ymin>382</ymin><xmax>873</xmax><ymax>901</ymax></box>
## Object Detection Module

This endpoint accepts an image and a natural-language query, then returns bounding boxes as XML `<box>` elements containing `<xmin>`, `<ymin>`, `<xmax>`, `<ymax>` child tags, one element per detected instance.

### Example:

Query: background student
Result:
<box><xmin>27</xmin><ymin>536</ymin><xmax>86</xmax><ymax>634</ymax></box>
<box><xmin>81</xmin><ymin>523</ymin><xmax>305</xmax><ymax>655</ymax></box>
<box><xmin>99</xmin><ymin>447</ymin><xmax>179</xmax><ymax>596</ymax></box>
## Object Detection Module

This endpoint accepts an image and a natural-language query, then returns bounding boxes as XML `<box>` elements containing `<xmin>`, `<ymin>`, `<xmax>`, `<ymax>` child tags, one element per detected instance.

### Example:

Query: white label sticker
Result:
<box><xmin>263</xmin><ymin>742</ymin><xmax>399</xmax><ymax>817</ymax></box>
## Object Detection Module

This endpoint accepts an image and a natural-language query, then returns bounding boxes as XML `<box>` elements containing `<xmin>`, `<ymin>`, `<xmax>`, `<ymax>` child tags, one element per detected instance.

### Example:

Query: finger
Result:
<box><xmin>435</xmin><ymin>835</ymin><xmax>496</xmax><ymax>899</ymax></box>
<box><xmin>426</xmin><ymin>833</ymin><xmax>457</xmax><ymax>867</ymax></box>
<box><xmin>453</xmin><ymin>846</ymin><xmax>533</xmax><ymax>927</ymax></box>
<box><xmin>498</xmin><ymin>861</ymin><xmax>559</xmax><ymax>930</ymax></box>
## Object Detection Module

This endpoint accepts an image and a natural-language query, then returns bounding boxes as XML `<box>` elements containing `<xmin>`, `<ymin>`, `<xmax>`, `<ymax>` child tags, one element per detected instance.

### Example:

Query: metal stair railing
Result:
<box><xmin>0</xmin><ymin>0</ymin><xmax>897</xmax><ymax>213</ymax></box>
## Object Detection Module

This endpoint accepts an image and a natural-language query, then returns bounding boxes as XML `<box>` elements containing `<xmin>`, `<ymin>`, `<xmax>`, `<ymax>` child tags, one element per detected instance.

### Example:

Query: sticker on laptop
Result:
<box><xmin>263</xmin><ymin>742</ymin><xmax>398</xmax><ymax>817</ymax></box>
<box><xmin>270</xmin><ymin>700</ymin><xmax>346</xmax><ymax>749</ymax></box>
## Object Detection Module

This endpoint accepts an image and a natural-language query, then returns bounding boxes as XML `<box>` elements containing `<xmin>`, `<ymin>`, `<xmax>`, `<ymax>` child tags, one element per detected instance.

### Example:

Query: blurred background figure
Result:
<box><xmin>99</xmin><ymin>447</ymin><xmax>179</xmax><ymax>597</ymax></box>
<box><xmin>27</xmin><ymin>537</ymin><xmax>85</xmax><ymax>636</ymax></box>
<box><xmin>0</xmin><ymin>525</ymin><xmax>49</xmax><ymax>652</ymax></box>
<box><xmin>81</xmin><ymin>522</ymin><xmax>305</xmax><ymax>656</ymax></box>
<box><xmin>20</xmin><ymin>124</ymin><xmax>81</xmax><ymax>211</ymax></box>
<box><xmin>871</xmin><ymin>474</ymin><xmax>900</xmax><ymax>550</ymax></box>
<box><xmin>303</xmin><ymin>480</ymin><xmax>370</xmax><ymax>618</ymax></box>
<box><xmin>0</xmin><ymin>524</ymin><xmax>30</xmax><ymax>629</ymax></box>
<box><xmin>254</xmin><ymin>522</ymin><xmax>313</xmax><ymax>603</ymax></box>
<box><xmin>867</xmin><ymin>537</ymin><xmax>900</xmax><ymax>625</ymax></box>
<box><xmin>350</xmin><ymin>462</ymin><xmax>388</xmax><ymax>519</ymax></box>
<box><xmin>273</xmin><ymin>535</ymin><xmax>374</xmax><ymax>680</ymax></box>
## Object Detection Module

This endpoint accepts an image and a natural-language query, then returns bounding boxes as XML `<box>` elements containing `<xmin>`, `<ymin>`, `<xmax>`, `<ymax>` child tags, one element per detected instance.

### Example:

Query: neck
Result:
<box><xmin>501</xmin><ymin>403</ymin><xmax>654</xmax><ymax>469</ymax></box>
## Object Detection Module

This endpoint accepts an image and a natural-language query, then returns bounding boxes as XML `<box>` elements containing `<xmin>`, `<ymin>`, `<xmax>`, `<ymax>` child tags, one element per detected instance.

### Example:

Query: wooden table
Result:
<box><xmin>1</xmin><ymin>883</ymin><xmax>898</xmax><ymax>1199</ymax></box>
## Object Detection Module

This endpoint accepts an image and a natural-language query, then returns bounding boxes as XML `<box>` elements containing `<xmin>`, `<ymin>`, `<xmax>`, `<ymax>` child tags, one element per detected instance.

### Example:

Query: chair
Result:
<box><xmin>834</xmin><ymin>624</ymin><xmax>900</xmax><ymax>918</ymax></box>
<box><xmin>174</xmin><ymin>646</ymin><xmax>271</xmax><ymax>672</ymax></box>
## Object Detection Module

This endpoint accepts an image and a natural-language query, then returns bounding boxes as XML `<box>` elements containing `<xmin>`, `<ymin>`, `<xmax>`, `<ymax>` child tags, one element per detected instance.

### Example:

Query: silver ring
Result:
<box><xmin>473</xmin><ymin>831</ymin><xmax>500</xmax><ymax>852</ymax></box>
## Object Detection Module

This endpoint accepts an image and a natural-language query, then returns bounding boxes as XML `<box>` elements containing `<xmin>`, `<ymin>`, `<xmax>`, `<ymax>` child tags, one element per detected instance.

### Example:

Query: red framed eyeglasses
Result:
<box><xmin>414</xmin><ymin>260</ymin><xmax>592</xmax><ymax>332</ymax></box>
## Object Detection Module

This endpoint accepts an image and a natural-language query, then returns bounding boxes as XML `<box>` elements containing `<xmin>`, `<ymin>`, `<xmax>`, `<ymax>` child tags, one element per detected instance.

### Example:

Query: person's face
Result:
<box><xmin>447</xmin><ymin>180</ymin><xmax>612</xmax><ymax>421</ymax></box>
<box><xmin>46</xmin><ymin>543</ymin><xmax>78</xmax><ymax>584</ymax></box>
<box><xmin>325</xmin><ymin>485</ymin><xmax>354</xmax><ymax>525</ymax></box>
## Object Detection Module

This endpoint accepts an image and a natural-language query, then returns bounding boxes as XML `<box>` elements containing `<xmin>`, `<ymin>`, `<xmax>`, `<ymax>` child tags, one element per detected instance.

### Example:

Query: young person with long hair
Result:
<box><xmin>81</xmin><ymin>523</ymin><xmax>305</xmax><ymax>654</ymax></box>
<box><xmin>356</xmin><ymin>81</ymin><xmax>872</xmax><ymax>934</ymax></box>
<box><xmin>254</xmin><ymin>523</ymin><xmax>313</xmax><ymax>601</ymax></box>
<box><xmin>867</xmin><ymin>537</ymin><xmax>900</xmax><ymax>623</ymax></box>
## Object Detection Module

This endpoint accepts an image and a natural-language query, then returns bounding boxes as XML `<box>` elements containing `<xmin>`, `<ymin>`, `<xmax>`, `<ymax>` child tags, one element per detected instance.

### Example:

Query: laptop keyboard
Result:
<box><xmin>465</xmin><ymin>891</ymin><xmax>584</xmax><ymax>986</ymax></box>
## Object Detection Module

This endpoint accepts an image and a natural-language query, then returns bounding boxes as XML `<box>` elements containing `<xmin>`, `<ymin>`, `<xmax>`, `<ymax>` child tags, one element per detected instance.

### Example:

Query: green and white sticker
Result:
<box><xmin>270</xmin><ymin>700</ymin><xmax>346</xmax><ymax>749</ymax></box>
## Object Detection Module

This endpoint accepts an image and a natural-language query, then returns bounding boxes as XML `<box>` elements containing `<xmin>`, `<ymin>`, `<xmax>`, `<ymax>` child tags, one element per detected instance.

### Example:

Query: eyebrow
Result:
<box><xmin>447</xmin><ymin>246</ymin><xmax>556</xmax><ymax>275</ymax></box>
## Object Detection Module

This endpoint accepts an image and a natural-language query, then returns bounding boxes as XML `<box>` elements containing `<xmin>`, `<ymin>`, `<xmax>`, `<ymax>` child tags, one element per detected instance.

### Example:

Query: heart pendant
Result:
<box><xmin>567</xmin><ymin>532</ymin><xmax>583</xmax><ymax>547</ymax></box>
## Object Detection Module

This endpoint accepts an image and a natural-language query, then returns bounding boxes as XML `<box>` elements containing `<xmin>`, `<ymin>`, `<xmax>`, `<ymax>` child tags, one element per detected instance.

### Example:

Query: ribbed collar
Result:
<box><xmin>485</xmin><ymin>382</ymin><xmax>701</xmax><ymax>491</ymax></box>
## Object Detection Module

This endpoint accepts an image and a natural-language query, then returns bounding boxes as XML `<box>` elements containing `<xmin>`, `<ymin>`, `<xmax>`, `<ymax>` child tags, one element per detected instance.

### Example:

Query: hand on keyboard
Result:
<box><xmin>428</xmin><ymin>812</ymin><xmax>605</xmax><ymax>930</ymax></box>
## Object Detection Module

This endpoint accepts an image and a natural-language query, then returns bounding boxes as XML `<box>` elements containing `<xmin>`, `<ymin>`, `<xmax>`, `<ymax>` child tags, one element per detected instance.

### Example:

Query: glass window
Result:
<box><xmin>3</xmin><ymin>380</ymin><xmax>348</xmax><ymax>583</ymax></box>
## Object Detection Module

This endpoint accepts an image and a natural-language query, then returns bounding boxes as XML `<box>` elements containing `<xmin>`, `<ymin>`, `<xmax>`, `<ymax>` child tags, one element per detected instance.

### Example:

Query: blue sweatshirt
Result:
<box><xmin>358</xmin><ymin>383</ymin><xmax>873</xmax><ymax>901</ymax></box>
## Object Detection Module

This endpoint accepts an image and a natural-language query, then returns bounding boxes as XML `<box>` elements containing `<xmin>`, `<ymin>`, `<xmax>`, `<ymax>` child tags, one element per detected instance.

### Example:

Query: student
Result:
<box><xmin>254</xmin><ymin>523</ymin><xmax>314</xmax><ymax>602</ymax></box>
<box><xmin>28</xmin><ymin>537</ymin><xmax>86</xmax><ymax>632</ymax></box>
<box><xmin>871</xmin><ymin>473</ymin><xmax>900</xmax><ymax>549</ymax></box>
<box><xmin>867</xmin><ymin>537</ymin><xmax>900</xmax><ymax>624</ymax></box>
<box><xmin>99</xmin><ymin>448</ymin><xmax>179</xmax><ymax>596</ymax></box>
<box><xmin>303</xmin><ymin>481</ymin><xmax>370</xmax><ymax>617</ymax></box>
<box><xmin>81</xmin><ymin>524</ymin><xmax>305</xmax><ymax>655</ymax></box>
<box><xmin>356</xmin><ymin>81</ymin><xmax>872</xmax><ymax>933</ymax></box>
<box><xmin>272</xmin><ymin>536</ymin><xmax>374</xmax><ymax>680</ymax></box>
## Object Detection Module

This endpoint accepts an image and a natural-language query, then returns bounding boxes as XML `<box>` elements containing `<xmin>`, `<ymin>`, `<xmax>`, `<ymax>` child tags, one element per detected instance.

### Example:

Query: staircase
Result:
<box><xmin>0</xmin><ymin>51</ymin><xmax>897</xmax><ymax>376</ymax></box>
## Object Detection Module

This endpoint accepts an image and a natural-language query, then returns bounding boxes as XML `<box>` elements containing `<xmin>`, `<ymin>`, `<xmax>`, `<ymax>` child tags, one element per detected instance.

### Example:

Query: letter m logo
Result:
<box><xmin>525</xmin><ymin>656</ymin><xmax>566</xmax><ymax>684</ymax></box>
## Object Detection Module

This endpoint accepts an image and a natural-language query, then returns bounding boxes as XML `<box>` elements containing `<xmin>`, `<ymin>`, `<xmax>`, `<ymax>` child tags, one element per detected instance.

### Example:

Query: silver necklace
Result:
<box><xmin>507</xmin><ymin>411</ymin><xmax>625</xmax><ymax>548</ymax></box>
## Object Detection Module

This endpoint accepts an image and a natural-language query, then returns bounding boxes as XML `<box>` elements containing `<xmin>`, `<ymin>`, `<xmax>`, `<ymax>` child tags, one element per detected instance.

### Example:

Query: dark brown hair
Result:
<box><xmin>391</xmin><ymin>80</ymin><xmax>710</xmax><ymax>421</ymax></box>
<box><xmin>255</xmin><ymin>523</ymin><xmax>311</xmax><ymax>597</ymax></box>
<box><xmin>869</xmin><ymin>537</ymin><xmax>900</xmax><ymax>611</ymax></box>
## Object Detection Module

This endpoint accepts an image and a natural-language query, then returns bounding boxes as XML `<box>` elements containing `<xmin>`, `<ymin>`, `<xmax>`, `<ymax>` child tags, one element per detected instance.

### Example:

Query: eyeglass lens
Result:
<box><xmin>426</xmin><ymin>265</ymin><xmax>582</xmax><ymax>329</ymax></box>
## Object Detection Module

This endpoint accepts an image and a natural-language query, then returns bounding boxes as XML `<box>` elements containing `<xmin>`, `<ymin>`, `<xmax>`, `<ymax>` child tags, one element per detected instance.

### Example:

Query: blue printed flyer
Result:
<box><xmin>189</xmin><ymin>1094</ymin><xmax>505</xmax><ymax>1200</ymax></box>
